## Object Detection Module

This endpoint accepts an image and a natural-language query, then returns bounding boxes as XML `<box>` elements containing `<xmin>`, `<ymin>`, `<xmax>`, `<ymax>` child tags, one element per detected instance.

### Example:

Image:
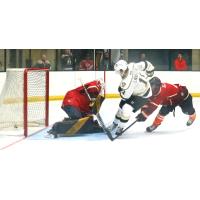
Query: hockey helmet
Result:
<box><xmin>149</xmin><ymin>77</ymin><xmax>162</xmax><ymax>95</ymax></box>
<box><xmin>114</xmin><ymin>60</ymin><xmax>128</xmax><ymax>76</ymax></box>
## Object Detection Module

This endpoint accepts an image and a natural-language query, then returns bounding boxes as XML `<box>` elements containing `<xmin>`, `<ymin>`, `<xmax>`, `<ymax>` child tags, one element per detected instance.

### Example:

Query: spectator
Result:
<box><xmin>60</xmin><ymin>49</ymin><xmax>75</xmax><ymax>70</ymax></box>
<box><xmin>34</xmin><ymin>54</ymin><xmax>51</xmax><ymax>69</ymax></box>
<box><xmin>79</xmin><ymin>53</ymin><xmax>94</xmax><ymax>70</ymax></box>
<box><xmin>173</xmin><ymin>52</ymin><xmax>188</xmax><ymax>71</ymax></box>
<box><xmin>139</xmin><ymin>52</ymin><xmax>146</xmax><ymax>61</ymax></box>
<box><xmin>98</xmin><ymin>50</ymin><xmax>111</xmax><ymax>70</ymax></box>
<box><xmin>103</xmin><ymin>51</ymin><xmax>111</xmax><ymax>70</ymax></box>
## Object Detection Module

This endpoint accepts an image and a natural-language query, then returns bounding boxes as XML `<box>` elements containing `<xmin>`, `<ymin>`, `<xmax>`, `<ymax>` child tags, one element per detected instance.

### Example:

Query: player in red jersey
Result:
<box><xmin>47</xmin><ymin>80</ymin><xmax>105</xmax><ymax>138</ymax></box>
<box><xmin>136</xmin><ymin>77</ymin><xmax>196</xmax><ymax>132</ymax></box>
<box><xmin>79</xmin><ymin>53</ymin><xmax>94</xmax><ymax>70</ymax></box>
<box><xmin>61</xmin><ymin>80</ymin><xmax>102</xmax><ymax>119</ymax></box>
<box><xmin>61</xmin><ymin>80</ymin><xmax>103</xmax><ymax>119</ymax></box>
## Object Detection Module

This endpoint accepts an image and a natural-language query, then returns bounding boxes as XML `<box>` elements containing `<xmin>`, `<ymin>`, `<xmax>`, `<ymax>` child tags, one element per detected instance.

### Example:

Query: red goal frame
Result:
<box><xmin>23</xmin><ymin>68</ymin><xmax>49</xmax><ymax>137</ymax></box>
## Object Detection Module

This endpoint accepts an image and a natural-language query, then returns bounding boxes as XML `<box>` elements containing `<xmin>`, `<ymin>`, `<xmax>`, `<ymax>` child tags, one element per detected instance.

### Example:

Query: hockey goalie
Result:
<box><xmin>46</xmin><ymin>80</ymin><xmax>105</xmax><ymax>138</ymax></box>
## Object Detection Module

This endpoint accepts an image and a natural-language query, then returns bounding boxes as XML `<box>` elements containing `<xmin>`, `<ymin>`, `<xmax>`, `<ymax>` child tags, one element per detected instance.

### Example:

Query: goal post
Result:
<box><xmin>0</xmin><ymin>68</ymin><xmax>49</xmax><ymax>137</ymax></box>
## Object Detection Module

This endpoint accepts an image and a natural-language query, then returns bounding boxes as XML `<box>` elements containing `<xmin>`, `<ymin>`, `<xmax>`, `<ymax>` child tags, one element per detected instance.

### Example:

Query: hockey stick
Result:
<box><xmin>79</xmin><ymin>79</ymin><xmax>115</xmax><ymax>140</ymax></box>
<box><xmin>79</xmin><ymin>78</ymin><xmax>93</xmax><ymax>101</ymax></box>
<box><xmin>118</xmin><ymin>119</ymin><xmax>138</xmax><ymax>135</ymax></box>
<box><xmin>110</xmin><ymin>118</ymin><xmax>138</xmax><ymax>140</ymax></box>
<box><xmin>96</xmin><ymin>113</ymin><xmax>115</xmax><ymax>141</ymax></box>
<box><xmin>96</xmin><ymin>113</ymin><xmax>138</xmax><ymax>141</ymax></box>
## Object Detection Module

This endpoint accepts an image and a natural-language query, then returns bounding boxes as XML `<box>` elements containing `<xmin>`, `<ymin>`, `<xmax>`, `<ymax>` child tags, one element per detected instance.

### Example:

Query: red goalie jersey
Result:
<box><xmin>141</xmin><ymin>83</ymin><xmax>189</xmax><ymax>117</ymax></box>
<box><xmin>62</xmin><ymin>80</ymin><xmax>102</xmax><ymax>115</ymax></box>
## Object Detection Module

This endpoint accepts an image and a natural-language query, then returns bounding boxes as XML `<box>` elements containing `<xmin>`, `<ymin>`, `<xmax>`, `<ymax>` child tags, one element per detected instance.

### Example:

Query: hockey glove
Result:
<box><xmin>118</xmin><ymin>87</ymin><xmax>127</xmax><ymax>99</ymax></box>
<box><xmin>118</xmin><ymin>86</ymin><xmax>122</xmax><ymax>92</ymax></box>
<box><xmin>136</xmin><ymin>113</ymin><xmax>147</xmax><ymax>122</ymax></box>
<box><xmin>89</xmin><ymin>98</ymin><xmax>96</xmax><ymax>107</ymax></box>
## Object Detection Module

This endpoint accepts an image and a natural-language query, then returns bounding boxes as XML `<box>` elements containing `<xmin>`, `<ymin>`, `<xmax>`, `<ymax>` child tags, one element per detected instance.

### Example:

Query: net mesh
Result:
<box><xmin>0</xmin><ymin>68</ymin><xmax>47</xmax><ymax>132</ymax></box>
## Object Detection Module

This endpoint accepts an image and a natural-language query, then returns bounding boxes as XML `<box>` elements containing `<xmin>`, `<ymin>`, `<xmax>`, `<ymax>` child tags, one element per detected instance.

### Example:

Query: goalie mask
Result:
<box><xmin>87</xmin><ymin>80</ymin><xmax>104</xmax><ymax>99</ymax></box>
<box><xmin>114</xmin><ymin>60</ymin><xmax>128</xmax><ymax>78</ymax></box>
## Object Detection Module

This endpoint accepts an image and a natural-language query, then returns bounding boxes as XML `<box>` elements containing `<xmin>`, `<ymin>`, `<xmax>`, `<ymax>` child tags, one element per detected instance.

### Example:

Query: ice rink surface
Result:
<box><xmin>0</xmin><ymin>98</ymin><xmax>200</xmax><ymax>200</ymax></box>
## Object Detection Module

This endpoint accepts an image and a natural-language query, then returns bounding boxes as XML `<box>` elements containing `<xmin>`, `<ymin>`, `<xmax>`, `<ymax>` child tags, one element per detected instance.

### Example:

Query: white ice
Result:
<box><xmin>0</xmin><ymin>98</ymin><xmax>200</xmax><ymax>200</ymax></box>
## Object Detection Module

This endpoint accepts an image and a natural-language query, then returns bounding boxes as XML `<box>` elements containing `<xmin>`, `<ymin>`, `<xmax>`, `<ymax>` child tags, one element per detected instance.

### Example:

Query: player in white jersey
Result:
<box><xmin>109</xmin><ymin>59</ymin><xmax>155</xmax><ymax>135</ymax></box>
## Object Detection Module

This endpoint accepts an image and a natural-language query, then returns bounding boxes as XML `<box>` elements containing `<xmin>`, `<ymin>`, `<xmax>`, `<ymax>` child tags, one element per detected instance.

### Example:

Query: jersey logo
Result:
<box><xmin>121</xmin><ymin>82</ymin><xmax>126</xmax><ymax>87</ymax></box>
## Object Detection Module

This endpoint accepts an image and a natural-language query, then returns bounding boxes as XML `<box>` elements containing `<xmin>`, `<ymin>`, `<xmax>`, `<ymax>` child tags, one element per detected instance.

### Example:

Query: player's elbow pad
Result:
<box><xmin>146</xmin><ymin>70</ymin><xmax>154</xmax><ymax>77</ymax></box>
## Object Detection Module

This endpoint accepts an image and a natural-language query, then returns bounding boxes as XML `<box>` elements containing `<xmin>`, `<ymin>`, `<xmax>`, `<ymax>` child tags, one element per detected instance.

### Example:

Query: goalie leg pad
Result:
<box><xmin>49</xmin><ymin>116</ymin><xmax>103</xmax><ymax>137</ymax></box>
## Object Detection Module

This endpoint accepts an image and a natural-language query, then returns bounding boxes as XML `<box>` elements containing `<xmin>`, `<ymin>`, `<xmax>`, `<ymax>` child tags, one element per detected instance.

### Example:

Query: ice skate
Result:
<box><xmin>107</xmin><ymin>122</ymin><xmax>118</xmax><ymax>132</ymax></box>
<box><xmin>115</xmin><ymin>127</ymin><xmax>124</xmax><ymax>136</ymax></box>
<box><xmin>146</xmin><ymin>124</ymin><xmax>158</xmax><ymax>132</ymax></box>
<box><xmin>186</xmin><ymin>113</ymin><xmax>196</xmax><ymax>126</ymax></box>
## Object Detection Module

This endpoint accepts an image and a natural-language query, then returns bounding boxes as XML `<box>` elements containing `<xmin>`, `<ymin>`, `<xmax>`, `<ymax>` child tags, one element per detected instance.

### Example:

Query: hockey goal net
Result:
<box><xmin>0</xmin><ymin>68</ymin><xmax>49</xmax><ymax>137</ymax></box>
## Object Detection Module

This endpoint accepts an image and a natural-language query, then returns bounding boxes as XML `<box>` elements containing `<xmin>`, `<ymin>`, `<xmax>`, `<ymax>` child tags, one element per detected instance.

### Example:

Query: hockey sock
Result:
<box><xmin>152</xmin><ymin>114</ymin><xmax>165</xmax><ymax>126</ymax></box>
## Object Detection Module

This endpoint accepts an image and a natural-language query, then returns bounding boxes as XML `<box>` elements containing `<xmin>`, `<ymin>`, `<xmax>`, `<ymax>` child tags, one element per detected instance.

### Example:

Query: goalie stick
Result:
<box><xmin>96</xmin><ymin>113</ymin><xmax>116</xmax><ymax>141</ymax></box>
<box><xmin>79</xmin><ymin>78</ymin><xmax>95</xmax><ymax>102</ymax></box>
<box><xmin>79</xmin><ymin>79</ymin><xmax>115</xmax><ymax>140</ymax></box>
